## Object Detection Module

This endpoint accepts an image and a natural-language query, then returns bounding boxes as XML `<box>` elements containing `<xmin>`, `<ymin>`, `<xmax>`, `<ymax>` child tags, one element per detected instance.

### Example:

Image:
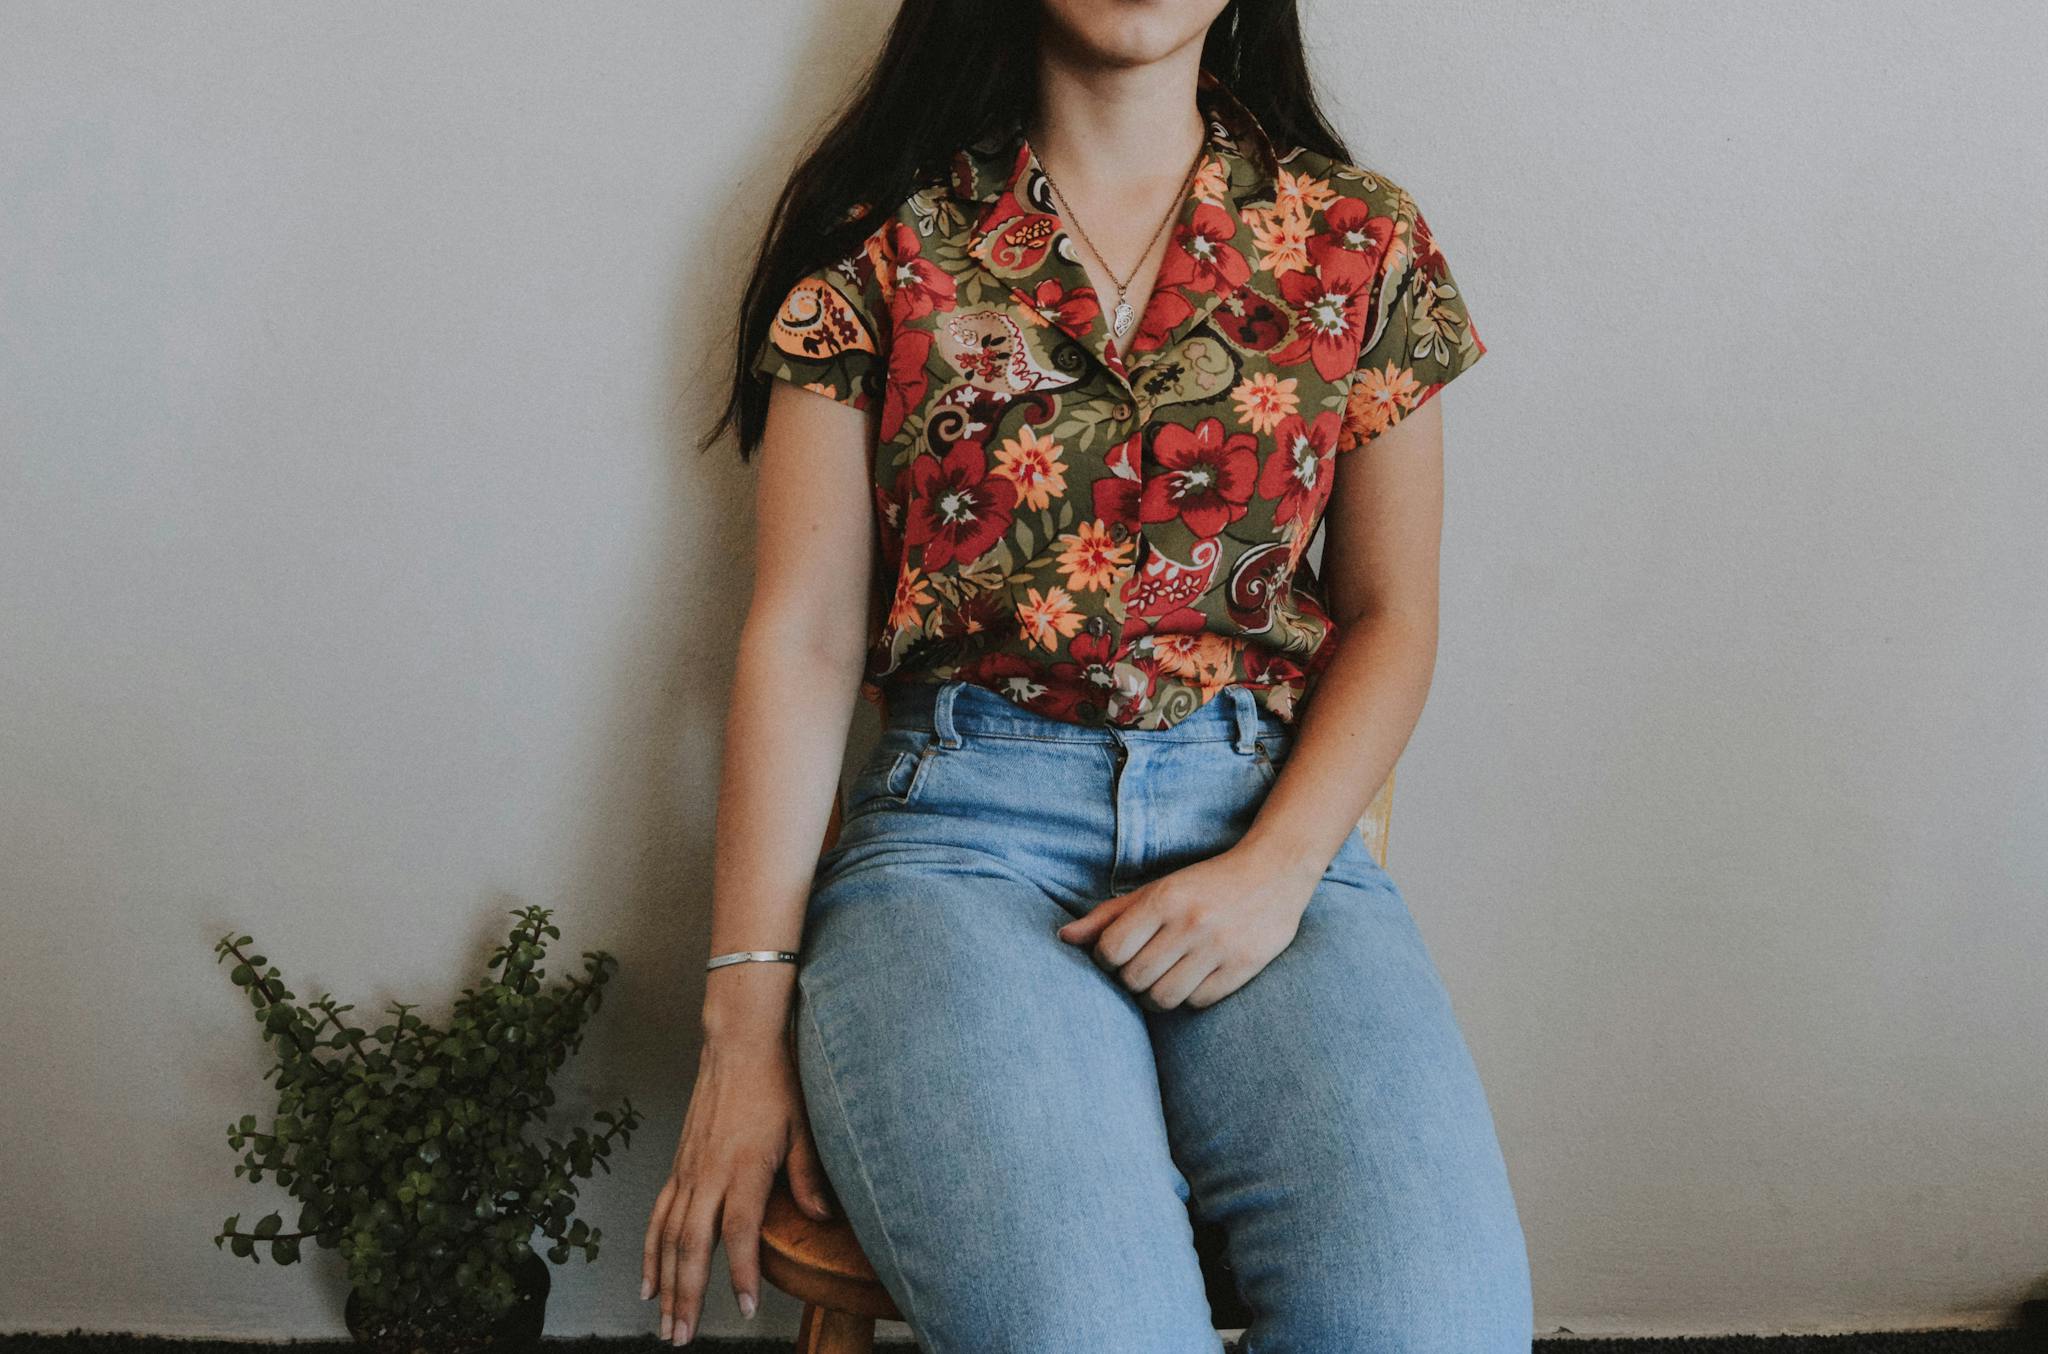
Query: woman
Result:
<box><xmin>644</xmin><ymin>1</ymin><xmax>1529</xmax><ymax>1348</ymax></box>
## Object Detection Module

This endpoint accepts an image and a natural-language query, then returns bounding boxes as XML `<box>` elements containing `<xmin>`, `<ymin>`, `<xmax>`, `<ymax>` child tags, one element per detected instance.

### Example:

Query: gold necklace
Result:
<box><xmin>1035</xmin><ymin>134</ymin><xmax>1207</xmax><ymax>341</ymax></box>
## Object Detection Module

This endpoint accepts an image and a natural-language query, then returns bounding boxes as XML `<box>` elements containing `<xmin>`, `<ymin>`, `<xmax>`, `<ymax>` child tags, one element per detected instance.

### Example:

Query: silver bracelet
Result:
<box><xmin>705</xmin><ymin>949</ymin><xmax>800</xmax><ymax>971</ymax></box>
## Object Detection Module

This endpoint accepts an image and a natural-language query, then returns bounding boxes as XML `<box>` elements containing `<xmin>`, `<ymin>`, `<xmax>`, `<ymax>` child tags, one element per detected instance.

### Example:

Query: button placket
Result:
<box><xmin>1096</xmin><ymin>381</ymin><xmax>1150</xmax><ymax>677</ymax></box>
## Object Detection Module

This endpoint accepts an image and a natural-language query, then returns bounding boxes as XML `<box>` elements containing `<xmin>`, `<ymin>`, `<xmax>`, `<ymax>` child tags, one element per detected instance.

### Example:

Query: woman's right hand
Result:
<box><xmin>640</xmin><ymin>1023</ymin><xmax>839</xmax><ymax>1345</ymax></box>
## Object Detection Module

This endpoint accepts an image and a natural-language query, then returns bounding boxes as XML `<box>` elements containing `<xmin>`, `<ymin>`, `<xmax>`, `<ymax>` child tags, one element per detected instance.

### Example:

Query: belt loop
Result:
<box><xmin>1225</xmin><ymin>685</ymin><xmax>1259</xmax><ymax>754</ymax></box>
<box><xmin>932</xmin><ymin>680</ymin><xmax>965</xmax><ymax>749</ymax></box>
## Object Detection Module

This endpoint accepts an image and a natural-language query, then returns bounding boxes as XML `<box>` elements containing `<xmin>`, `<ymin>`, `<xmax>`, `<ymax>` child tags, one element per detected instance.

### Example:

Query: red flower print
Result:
<box><xmin>1256</xmin><ymin>409</ymin><xmax>1342</xmax><ymax>533</ymax></box>
<box><xmin>1063</xmin><ymin>628</ymin><xmax>1119</xmax><ymax>672</ymax></box>
<box><xmin>1021</xmin><ymin>277</ymin><xmax>1101</xmax><ymax>332</ymax></box>
<box><xmin>1128</xmin><ymin>287</ymin><xmax>1193</xmax><ymax>355</ymax></box>
<box><xmin>1242</xmin><ymin>646</ymin><xmax>1309</xmax><ymax>719</ymax></box>
<box><xmin>1043</xmin><ymin>629</ymin><xmax>1120</xmax><ymax>714</ymax></box>
<box><xmin>1154</xmin><ymin>201</ymin><xmax>1252</xmax><ymax>298</ymax></box>
<box><xmin>904</xmin><ymin>440</ymin><xmax>1018</xmax><ymax>570</ymax></box>
<box><xmin>1274</xmin><ymin>248</ymin><xmax>1375</xmax><ymax>382</ymax></box>
<box><xmin>1092</xmin><ymin>476</ymin><xmax>1140</xmax><ymax>529</ymax></box>
<box><xmin>875</xmin><ymin>476</ymin><xmax>905</xmax><ymax>570</ymax></box>
<box><xmin>961</xmin><ymin>650</ymin><xmax>1055</xmax><ymax>709</ymax></box>
<box><xmin>1140</xmin><ymin>417</ymin><xmax>1259</xmax><ymax>538</ymax></box>
<box><xmin>1310</xmin><ymin>197</ymin><xmax>1393</xmax><ymax>274</ymax></box>
<box><xmin>880</xmin><ymin>328</ymin><xmax>933</xmax><ymax>442</ymax></box>
<box><xmin>1090</xmin><ymin>431</ymin><xmax>1143</xmax><ymax>529</ymax></box>
<box><xmin>963</xmin><ymin>649</ymin><xmax>1107</xmax><ymax>723</ymax></box>
<box><xmin>876</xmin><ymin>220</ymin><xmax>956</xmax><ymax>322</ymax></box>
<box><xmin>1125</xmin><ymin>202</ymin><xmax>1252</xmax><ymax>355</ymax></box>
<box><xmin>1244</xmin><ymin>644</ymin><xmax>1307</xmax><ymax>686</ymax></box>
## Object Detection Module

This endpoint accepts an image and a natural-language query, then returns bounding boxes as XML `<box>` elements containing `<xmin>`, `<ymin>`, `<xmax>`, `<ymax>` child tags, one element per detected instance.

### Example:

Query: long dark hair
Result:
<box><xmin>702</xmin><ymin>0</ymin><xmax>1356</xmax><ymax>461</ymax></box>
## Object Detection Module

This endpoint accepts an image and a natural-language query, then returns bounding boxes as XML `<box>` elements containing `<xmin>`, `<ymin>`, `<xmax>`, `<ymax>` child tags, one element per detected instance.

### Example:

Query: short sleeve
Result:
<box><xmin>1337</xmin><ymin>189</ymin><xmax>1487</xmax><ymax>453</ymax></box>
<box><xmin>748</xmin><ymin>233</ymin><xmax>889</xmax><ymax>412</ymax></box>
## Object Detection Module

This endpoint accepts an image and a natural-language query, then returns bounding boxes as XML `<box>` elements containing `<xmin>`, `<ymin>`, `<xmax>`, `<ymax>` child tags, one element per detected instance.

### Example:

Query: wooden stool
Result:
<box><xmin>763</xmin><ymin>738</ymin><xmax>1397</xmax><ymax>1351</ymax></box>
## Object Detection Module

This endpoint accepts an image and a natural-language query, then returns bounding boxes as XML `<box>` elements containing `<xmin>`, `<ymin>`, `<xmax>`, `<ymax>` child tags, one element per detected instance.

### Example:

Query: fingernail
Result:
<box><xmin>659</xmin><ymin>1313</ymin><xmax>671</xmax><ymax>1340</ymax></box>
<box><xmin>640</xmin><ymin>1278</ymin><xmax>652</xmax><ymax>1300</ymax></box>
<box><xmin>675</xmin><ymin>1316</ymin><xmax>692</xmax><ymax>1344</ymax></box>
<box><xmin>739</xmin><ymin>1290</ymin><xmax>757</xmax><ymax>1318</ymax></box>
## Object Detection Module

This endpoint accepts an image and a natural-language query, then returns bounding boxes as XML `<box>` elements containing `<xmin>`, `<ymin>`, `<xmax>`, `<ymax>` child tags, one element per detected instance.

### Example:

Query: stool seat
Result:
<box><xmin>760</xmin><ymin>1179</ymin><xmax>903</xmax><ymax>1322</ymax></box>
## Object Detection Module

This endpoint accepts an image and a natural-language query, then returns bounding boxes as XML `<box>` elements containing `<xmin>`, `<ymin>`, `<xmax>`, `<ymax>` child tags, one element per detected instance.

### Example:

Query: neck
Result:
<box><xmin>1023</xmin><ymin>46</ymin><xmax>1208</xmax><ymax>192</ymax></box>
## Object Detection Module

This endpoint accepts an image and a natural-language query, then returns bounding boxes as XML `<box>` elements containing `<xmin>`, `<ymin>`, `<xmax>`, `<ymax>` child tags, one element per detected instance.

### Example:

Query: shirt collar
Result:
<box><xmin>944</xmin><ymin>68</ymin><xmax>1282</xmax><ymax>391</ymax></box>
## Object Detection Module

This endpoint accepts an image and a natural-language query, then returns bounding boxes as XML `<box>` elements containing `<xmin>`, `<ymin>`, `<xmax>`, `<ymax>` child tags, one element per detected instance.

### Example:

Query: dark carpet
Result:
<box><xmin>2</xmin><ymin>1329</ymin><xmax>2043</xmax><ymax>1352</ymax></box>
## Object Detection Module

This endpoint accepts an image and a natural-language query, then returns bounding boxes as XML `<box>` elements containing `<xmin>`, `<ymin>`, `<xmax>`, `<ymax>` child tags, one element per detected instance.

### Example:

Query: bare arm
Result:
<box><xmin>1236</xmin><ymin>394</ymin><xmax>1444</xmax><ymax>878</ymax></box>
<box><xmin>699</xmin><ymin>378</ymin><xmax>877</xmax><ymax>1045</ymax></box>
<box><xmin>643</xmin><ymin>377</ymin><xmax>876</xmax><ymax>1343</ymax></box>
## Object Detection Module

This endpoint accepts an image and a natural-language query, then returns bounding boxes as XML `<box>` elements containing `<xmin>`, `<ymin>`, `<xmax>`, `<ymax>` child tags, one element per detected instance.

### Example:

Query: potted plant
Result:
<box><xmin>214</xmin><ymin>904</ymin><xmax>643</xmax><ymax>1353</ymax></box>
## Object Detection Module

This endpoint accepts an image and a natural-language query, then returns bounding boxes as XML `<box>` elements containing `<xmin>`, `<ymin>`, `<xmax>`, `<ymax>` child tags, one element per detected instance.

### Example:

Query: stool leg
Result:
<box><xmin>795</xmin><ymin>1299</ymin><xmax>876</xmax><ymax>1353</ymax></box>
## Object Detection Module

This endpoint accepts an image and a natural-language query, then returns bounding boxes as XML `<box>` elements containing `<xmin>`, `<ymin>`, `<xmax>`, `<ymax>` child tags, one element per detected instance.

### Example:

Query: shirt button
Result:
<box><xmin>1111</xmin><ymin>401</ymin><xmax>1133</xmax><ymax>420</ymax></box>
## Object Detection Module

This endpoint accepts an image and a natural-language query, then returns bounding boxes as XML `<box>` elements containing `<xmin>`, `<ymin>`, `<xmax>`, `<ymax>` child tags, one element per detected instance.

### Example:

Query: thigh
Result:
<box><xmin>1149</xmin><ymin>853</ymin><xmax>1533</xmax><ymax>1354</ymax></box>
<box><xmin>795</xmin><ymin>844</ymin><xmax>1226</xmax><ymax>1354</ymax></box>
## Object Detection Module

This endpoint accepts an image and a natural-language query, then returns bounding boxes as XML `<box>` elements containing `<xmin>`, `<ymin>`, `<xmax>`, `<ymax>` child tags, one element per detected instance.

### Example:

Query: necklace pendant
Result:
<box><xmin>1111</xmin><ymin>298</ymin><xmax>1135</xmax><ymax>338</ymax></box>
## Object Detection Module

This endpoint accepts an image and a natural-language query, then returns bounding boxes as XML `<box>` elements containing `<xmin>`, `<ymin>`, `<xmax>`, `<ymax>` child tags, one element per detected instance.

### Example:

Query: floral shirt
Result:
<box><xmin>750</xmin><ymin>68</ymin><xmax>1486</xmax><ymax>730</ymax></box>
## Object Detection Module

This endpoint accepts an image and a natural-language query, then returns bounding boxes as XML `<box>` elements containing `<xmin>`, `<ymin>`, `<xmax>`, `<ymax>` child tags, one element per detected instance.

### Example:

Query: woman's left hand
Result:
<box><xmin>1056</xmin><ymin>841</ymin><xmax>1325</xmax><ymax>1010</ymax></box>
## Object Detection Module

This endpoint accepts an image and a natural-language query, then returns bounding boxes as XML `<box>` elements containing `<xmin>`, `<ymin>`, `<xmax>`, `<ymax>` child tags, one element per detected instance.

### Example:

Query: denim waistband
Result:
<box><xmin>879</xmin><ymin>678</ymin><xmax>1289</xmax><ymax>752</ymax></box>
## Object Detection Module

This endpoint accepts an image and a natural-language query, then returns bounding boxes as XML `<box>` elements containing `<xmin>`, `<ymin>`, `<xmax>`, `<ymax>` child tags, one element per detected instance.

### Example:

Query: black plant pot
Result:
<box><xmin>343</xmin><ymin>1250</ymin><xmax>551</xmax><ymax>1354</ymax></box>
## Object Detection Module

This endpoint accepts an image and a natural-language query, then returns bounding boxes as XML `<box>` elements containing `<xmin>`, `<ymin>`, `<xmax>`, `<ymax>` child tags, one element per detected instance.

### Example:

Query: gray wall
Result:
<box><xmin>2</xmin><ymin>0</ymin><xmax>2043</xmax><ymax>1341</ymax></box>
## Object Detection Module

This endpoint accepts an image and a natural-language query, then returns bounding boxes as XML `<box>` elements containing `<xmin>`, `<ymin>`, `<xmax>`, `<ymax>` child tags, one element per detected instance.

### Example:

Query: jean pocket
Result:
<box><xmin>1251</xmin><ymin>729</ymin><xmax>1295</xmax><ymax>785</ymax></box>
<box><xmin>843</xmin><ymin>729</ymin><xmax>944</xmax><ymax>819</ymax></box>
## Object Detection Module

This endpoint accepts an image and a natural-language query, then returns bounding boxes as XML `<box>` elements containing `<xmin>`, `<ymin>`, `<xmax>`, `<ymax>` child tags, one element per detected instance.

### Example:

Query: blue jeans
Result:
<box><xmin>792</xmin><ymin>679</ymin><xmax>1532</xmax><ymax>1353</ymax></box>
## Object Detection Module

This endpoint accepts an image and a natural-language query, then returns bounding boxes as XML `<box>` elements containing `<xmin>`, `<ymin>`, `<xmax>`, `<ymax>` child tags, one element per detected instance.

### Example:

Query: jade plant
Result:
<box><xmin>214</xmin><ymin>904</ymin><xmax>642</xmax><ymax>1343</ymax></box>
